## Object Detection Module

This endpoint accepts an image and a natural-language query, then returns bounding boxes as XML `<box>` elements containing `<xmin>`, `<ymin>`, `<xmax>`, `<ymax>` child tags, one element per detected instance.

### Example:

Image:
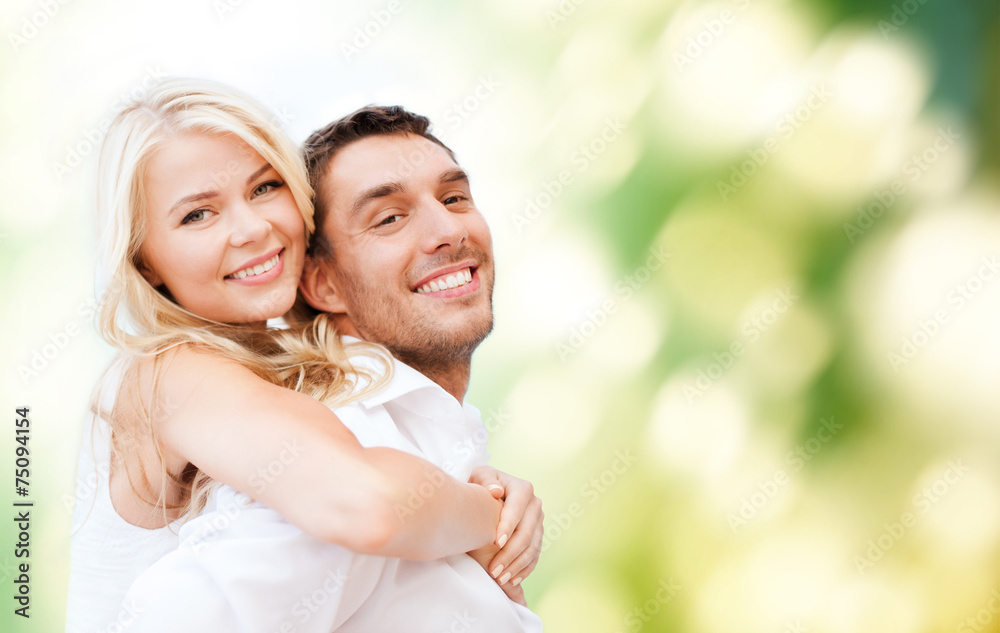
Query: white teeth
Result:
<box><xmin>416</xmin><ymin>267</ymin><xmax>474</xmax><ymax>294</ymax></box>
<box><xmin>228</xmin><ymin>253</ymin><xmax>279</xmax><ymax>280</ymax></box>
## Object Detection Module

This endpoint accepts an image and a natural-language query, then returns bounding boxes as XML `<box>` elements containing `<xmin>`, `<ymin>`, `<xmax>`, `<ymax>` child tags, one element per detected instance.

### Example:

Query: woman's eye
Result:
<box><xmin>378</xmin><ymin>214</ymin><xmax>404</xmax><ymax>226</ymax></box>
<box><xmin>181</xmin><ymin>209</ymin><xmax>209</xmax><ymax>225</ymax></box>
<box><xmin>253</xmin><ymin>180</ymin><xmax>283</xmax><ymax>197</ymax></box>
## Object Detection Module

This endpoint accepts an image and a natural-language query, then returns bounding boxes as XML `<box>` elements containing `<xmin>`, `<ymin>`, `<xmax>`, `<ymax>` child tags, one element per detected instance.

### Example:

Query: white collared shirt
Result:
<box><xmin>120</xmin><ymin>348</ymin><xmax>543</xmax><ymax>633</ymax></box>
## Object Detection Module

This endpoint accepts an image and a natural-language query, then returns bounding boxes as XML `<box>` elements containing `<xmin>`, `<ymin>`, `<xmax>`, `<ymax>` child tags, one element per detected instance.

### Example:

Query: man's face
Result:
<box><xmin>313</xmin><ymin>133</ymin><xmax>494</xmax><ymax>368</ymax></box>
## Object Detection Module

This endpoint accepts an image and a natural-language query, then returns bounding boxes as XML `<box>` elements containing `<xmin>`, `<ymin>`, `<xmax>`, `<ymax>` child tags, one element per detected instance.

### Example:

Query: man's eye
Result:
<box><xmin>443</xmin><ymin>195</ymin><xmax>466</xmax><ymax>205</ymax></box>
<box><xmin>378</xmin><ymin>214</ymin><xmax>404</xmax><ymax>226</ymax></box>
<box><xmin>253</xmin><ymin>180</ymin><xmax>284</xmax><ymax>197</ymax></box>
<box><xmin>182</xmin><ymin>209</ymin><xmax>209</xmax><ymax>225</ymax></box>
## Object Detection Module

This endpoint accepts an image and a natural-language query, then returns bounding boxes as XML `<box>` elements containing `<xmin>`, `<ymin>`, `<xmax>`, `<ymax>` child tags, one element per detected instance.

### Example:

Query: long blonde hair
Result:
<box><xmin>96</xmin><ymin>77</ymin><xmax>314</xmax><ymax>351</ymax></box>
<box><xmin>92</xmin><ymin>78</ymin><xmax>386</xmax><ymax>524</ymax></box>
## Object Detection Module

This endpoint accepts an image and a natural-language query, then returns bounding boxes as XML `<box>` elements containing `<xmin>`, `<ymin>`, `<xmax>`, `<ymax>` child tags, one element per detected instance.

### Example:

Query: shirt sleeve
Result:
<box><xmin>120</xmin><ymin>486</ymin><xmax>385</xmax><ymax>633</ymax></box>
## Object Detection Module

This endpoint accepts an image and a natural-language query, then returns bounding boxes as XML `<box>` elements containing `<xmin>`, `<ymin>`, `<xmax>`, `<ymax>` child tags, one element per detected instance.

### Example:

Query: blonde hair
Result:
<box><xmin>96</xmin><ymin>77</ymin><xmax>314</xmax><ymax>350</ymax></box>
<box><xmin>92</xmin><ymin>77</ymin><xmax>386</xmax><ymax>524</ymax></box>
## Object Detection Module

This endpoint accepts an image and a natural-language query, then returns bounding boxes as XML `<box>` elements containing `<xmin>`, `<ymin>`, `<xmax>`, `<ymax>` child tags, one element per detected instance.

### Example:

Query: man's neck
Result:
<box><xmin>334</xmin><ymin>316</ymin><xmax>475</xmax><ymax>401</ymax></box>
<box><xmin>396</xmin><ymin>353</ymin><xmax>472</xmax><ymax>403</ymax></box>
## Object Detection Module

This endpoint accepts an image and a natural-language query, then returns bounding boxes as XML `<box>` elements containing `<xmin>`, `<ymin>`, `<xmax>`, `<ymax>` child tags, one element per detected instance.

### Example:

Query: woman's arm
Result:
<box><xmin>130</xmin><ymin>345</ymin><xmax>502</xmax><ymax>560</ymax></box>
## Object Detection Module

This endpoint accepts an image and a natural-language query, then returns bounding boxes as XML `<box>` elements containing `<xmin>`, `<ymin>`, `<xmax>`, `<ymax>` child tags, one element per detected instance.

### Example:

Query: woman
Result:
<box><xmin>67</xmin><ymin>78</ymin><xmax>540</xmax><ymax>632</ymax></box>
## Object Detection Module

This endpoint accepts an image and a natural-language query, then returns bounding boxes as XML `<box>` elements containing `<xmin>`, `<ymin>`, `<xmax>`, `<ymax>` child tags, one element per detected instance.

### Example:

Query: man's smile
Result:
<box><xmin>412</xmin><ymin>262</ymin><xmax>480</xmax><ymax>296</ymax></box>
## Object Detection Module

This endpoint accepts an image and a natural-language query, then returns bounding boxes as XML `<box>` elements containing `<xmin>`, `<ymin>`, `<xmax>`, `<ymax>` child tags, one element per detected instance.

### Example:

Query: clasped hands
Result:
<box><xmin>466</xmin><ymin>466</ymin><xmax>544</xmax><ymax>606</ymax></box>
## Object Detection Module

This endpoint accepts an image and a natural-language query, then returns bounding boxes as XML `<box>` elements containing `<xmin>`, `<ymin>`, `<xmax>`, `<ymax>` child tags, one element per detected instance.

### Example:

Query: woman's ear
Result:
<box><xmin>299</xmin><ymin>256</ymin><xmax>348</xmax><ymax>315</ymax></box>
<box><xmin>136</xmin><ymin>257</ymin><xmax>162</xmax><ymax>287</ymax></box>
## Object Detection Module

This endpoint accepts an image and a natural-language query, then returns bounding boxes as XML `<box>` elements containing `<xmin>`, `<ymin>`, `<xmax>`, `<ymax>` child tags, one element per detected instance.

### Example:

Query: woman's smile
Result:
<box><xmin>139</xmin><ymin>131</ymin><xmax>306</xmax><ymax>324</ymax></box>
<box><xmin>225</xmin><ymin>247</ymin><xmax>285</xmax><ymax>285</ymax></box>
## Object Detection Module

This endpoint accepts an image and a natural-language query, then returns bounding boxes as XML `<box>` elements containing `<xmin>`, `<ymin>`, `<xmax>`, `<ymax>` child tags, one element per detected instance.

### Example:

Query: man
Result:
<box><xmin>120</xmin><ymin>107</ymin><xmax>543</xmax><ymax>632</ymax></box>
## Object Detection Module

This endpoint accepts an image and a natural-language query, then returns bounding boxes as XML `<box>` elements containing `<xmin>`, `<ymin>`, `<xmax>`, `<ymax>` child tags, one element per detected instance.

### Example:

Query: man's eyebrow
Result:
<box><xmin>350</xmin><ymin>182</ymin><xmax>405</xmax><ymax>218</ymax></box>
<box><xmin>440</xmin><ymin>169</ymin><xmax>469</xmax><ymax>184</ymax></box>
<box><xmin>169</xmin><ymin>163</ymin><xmax>274</xmax><ymax>215</ymax></box>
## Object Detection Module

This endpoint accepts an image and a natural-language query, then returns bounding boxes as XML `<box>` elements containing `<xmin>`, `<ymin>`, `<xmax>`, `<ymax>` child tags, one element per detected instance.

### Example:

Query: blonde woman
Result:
<box><xmin>67</xmin><ymin>79</ymin><xmax>540</xmax><ymax>632</ymax></box>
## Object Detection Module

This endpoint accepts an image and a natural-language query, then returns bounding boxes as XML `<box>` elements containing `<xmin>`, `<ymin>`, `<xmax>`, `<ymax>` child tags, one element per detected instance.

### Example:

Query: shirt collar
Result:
<box><xmin>341</xmin><ymin>336</ymin><xmax>461</xmax><ymax>410</ymax></box>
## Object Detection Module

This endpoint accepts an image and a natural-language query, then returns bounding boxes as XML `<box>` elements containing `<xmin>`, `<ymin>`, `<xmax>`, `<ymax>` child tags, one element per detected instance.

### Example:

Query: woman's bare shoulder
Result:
<box><xmin>133</xmin><ymin>343</ymin><xmax>266</xmax><ymax>400</ymax></box>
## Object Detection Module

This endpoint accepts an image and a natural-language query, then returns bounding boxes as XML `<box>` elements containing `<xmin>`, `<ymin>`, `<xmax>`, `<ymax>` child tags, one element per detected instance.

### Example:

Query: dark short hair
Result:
<box><xmin>302</xmin><ymin>105</ymin><xmax>455</xmax><ymax>260</ymax></box>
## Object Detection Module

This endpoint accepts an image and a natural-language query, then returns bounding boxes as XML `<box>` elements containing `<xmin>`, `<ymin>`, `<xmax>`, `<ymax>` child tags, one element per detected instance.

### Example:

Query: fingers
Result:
<box><xmin>494</xmin><ymin>478</ymin><xmax>533</xmax><ymax>546</ymax></box>
<box><xmin>499</xmin><ymin>582</ymin><xmax>527</xmax><ymax>607</ymax></box>
<box><xmin>509</xmin><ymin>521</ymin><xmax>542</xmax><ymax>585</ymax></box>
<box><xmin>499</xmin><ymin>508</ymin><xmax>543</xmax><ymax>585</ymax></box>
<box><xmin>511</xmin><ymin>557</ymin><xmax>539</xmax><ymax>589</ymax></box>
<box><xmin>469</xmin><ymin>466</ymin><xmax>505</xmax><ymax>499</ymax></box>
<box><xmin>489</xmin><ymin>495</ymin><xmax>542</xmax><ymax>584</ymax></box>
<box><xmin>465</xmin><ymin>541</ymin><xmax>499</xmax><ymax>576</ymax></box>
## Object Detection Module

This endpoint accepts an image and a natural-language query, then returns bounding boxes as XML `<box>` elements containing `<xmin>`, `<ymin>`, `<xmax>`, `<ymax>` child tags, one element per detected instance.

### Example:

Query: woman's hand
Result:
<box><xmin>467</xmin><ymin>466</ymin><xmax>543</xmax><ymax>596</ymax></box>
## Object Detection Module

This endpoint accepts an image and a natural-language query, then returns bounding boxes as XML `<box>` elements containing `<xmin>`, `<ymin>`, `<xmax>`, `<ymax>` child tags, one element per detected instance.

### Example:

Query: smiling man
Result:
<box><xmin>297</xmin><ymin>109</ymin><xmax>495</xmax><ymax>401</ymax></box>
<box><xmin>118</xmin><ymin>107</ymin><xmax>543</xmax><ymax>633</ymax></box>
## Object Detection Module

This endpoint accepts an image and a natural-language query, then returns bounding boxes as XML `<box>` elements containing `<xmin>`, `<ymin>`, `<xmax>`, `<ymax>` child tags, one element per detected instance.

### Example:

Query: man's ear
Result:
<box><xmin>299</xmin><ymin>256</ymin><xmax>348</xmax><ymax>315</ymax></box>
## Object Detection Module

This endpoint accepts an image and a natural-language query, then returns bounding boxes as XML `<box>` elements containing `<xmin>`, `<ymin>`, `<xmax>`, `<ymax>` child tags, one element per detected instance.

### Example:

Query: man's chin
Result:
<box><xmin>385</xmin><ymin>316</ymin><xmax>493</xmax><ymax>365</ymax></box>
<box><xmin>432</xmin><ymin>316</ymin><xmax>493</xmax><ymax>353</ymax></box>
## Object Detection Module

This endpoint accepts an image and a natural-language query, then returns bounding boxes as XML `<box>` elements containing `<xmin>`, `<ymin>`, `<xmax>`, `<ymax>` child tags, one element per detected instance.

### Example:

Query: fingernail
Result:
<box><xmin>497</xmin><ymin>533</ymin><xmax>508</xmax><ymax>548</ymax></box>
<box><xmin>491</xmin><ymin>564</ymin><xmax>504</xmax><ymax>579</ymax></box>
<box><xmin>499</xmin><ymin>572</ymin><xmax>511</xmax><ymax>585</ymax></box>
<box><xmin>512</xmin><ymin>577</ymin><xmax>522</xmax><ymax>587</ymax></box>
<box><xmin>487</xmin><ymin>484</ymin><xmax>503</xmax><ymax>493</ymax></box>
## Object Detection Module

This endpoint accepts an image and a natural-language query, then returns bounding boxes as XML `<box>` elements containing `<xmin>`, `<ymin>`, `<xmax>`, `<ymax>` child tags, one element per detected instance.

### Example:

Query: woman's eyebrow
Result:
<box><xmin>170</xmin><ymin>190</ymin><xmax>217</xmax><ymax>213</ymax></box>
<box><xmin>245</xmin><ymin>162</ymin><xmax>273</xmax><ymax>185</ymax></box>
<box><xmin>169</xmin><ymin>163</ymin><xmax>274</xmax><ymax>214</ymax></box>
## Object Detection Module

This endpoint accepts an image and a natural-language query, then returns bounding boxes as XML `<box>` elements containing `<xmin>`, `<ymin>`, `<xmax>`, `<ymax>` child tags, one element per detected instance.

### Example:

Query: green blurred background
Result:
<box><xmin>2</xmin><ymin>0</ymin><xmax>998</xmax><ymax>631</ymax></box>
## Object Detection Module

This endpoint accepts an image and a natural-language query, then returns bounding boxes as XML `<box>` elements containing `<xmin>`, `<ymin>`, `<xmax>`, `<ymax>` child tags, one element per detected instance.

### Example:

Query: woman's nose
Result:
<box><xmin>229</xmin><ymin>201</ymin><xmax>271</xmax><ymax>247</ymax></box>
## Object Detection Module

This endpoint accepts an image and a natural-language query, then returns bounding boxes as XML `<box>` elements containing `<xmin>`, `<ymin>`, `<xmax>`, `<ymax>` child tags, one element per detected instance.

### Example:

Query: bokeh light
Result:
<box><xmin>2</xmin><ymin>0</ymin><xmax>998</xmax><ymax>631</ymax></box>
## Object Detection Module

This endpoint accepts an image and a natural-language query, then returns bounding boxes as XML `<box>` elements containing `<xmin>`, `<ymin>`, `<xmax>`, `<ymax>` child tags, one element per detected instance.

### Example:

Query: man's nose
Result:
<box><xmin>419</xmin><ymin>199</ymin><xmax>466</xmax><ymax>253</ymax></box>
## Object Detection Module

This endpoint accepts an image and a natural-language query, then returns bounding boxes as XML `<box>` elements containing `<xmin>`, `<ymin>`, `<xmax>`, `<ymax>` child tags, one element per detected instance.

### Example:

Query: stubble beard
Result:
<box><xmin>339</xmin><ymin>267</ymin><xmax>495</xmax><ymax>378</ymax></box>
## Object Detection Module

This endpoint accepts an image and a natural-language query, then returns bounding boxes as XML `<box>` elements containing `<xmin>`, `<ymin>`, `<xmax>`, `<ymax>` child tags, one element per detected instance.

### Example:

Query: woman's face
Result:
<box><xmin>139</xmin><ymin>131</ymin><xmax>305</xmax><ymax>325</ymax></box>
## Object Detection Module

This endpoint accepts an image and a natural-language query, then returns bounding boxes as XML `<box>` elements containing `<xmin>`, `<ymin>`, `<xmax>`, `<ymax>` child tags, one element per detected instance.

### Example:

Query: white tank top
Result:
<box><xmin>66</xmin><ymin>360</ymin><xmax>182</xmax><ymax>633</ymax></box>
